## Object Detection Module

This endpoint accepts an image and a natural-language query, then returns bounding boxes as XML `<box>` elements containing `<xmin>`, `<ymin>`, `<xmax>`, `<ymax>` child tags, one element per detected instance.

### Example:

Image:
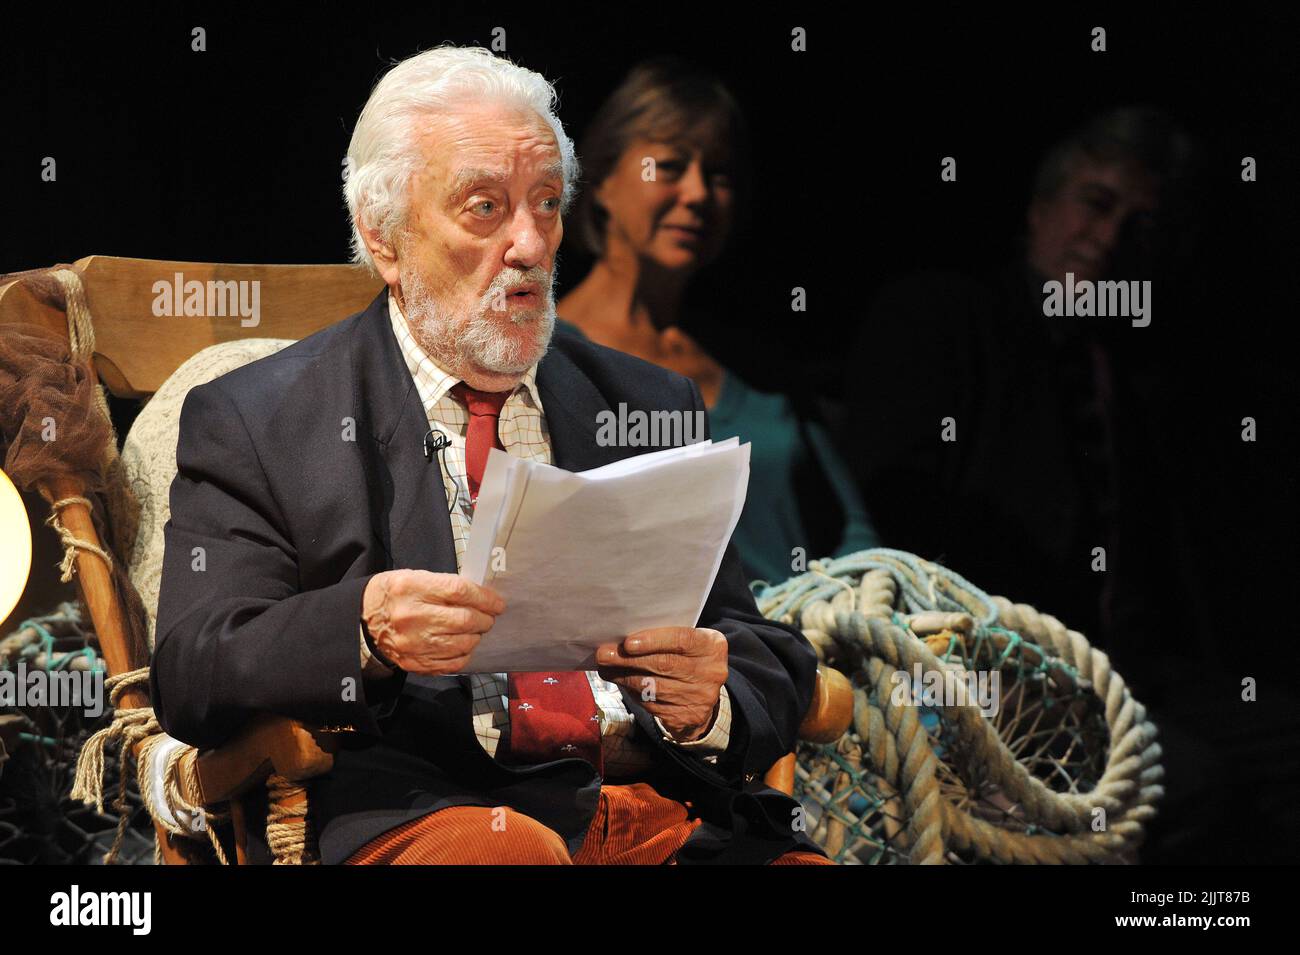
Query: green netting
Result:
<box><xmin>760</xmin><ymin>548</ymin><xmax>1162</xmax><ymax>865</ymax></box>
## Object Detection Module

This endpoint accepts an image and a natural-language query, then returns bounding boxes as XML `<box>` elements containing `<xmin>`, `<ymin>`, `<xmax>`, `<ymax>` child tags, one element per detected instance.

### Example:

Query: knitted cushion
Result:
<box><xmin>122</xmin><ymin>339</ymin><xmax>293</xmax><ymax>649</ymax></box>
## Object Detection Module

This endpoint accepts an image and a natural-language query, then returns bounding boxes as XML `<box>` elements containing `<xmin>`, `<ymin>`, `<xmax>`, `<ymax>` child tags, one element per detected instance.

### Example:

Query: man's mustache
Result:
<box><xmin>483</xmin><ymin>267</ymin><xmax>553</xmax><ymax>301</ymax></box>
<box><xmin>478</xmin><ymin>267</ymin><xmax>556</xmax><ymax>323</ymax></box>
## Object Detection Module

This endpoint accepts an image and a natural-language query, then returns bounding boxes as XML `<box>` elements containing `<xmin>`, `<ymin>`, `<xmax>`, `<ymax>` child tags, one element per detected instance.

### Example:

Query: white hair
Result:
<box><xmin>343</xmin><ymin>45</ymin><xmax>580</xmax><ymax>275</ymax></box>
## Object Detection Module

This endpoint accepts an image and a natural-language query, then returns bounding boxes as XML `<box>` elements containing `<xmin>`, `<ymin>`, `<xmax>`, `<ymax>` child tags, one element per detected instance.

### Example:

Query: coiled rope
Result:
<box><xmin>69</xmin><ymin>668</ymin><xmax>225</xmax><ymax>865</ymax></box>
<box><xmin>756</xmin><ymin>548</ymin><xmax>1163</xmax><ymax>864</ymax></box>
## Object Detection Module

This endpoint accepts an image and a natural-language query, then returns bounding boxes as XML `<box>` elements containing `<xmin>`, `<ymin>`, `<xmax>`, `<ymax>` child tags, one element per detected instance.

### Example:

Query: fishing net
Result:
<box><xmin>756</xmin><ymin>548</ymin><xmax>1163</xmax><ymax>864</ymax></box>
<box><xmin>0</xmin><ymin>603</ymin><xmax>155</xmax><ymax>865</ymax></box>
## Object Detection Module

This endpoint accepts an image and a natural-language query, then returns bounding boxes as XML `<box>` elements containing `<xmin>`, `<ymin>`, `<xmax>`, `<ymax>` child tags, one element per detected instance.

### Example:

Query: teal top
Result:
<box><xmin>707</xmin><ymin>369</ymin><xmax>879</xmax><ymax>585</ymax></box>
<box><xmin>556</xmin><ymin>318</ymin><xmax>879</xmax><ymax>585</ymax></box>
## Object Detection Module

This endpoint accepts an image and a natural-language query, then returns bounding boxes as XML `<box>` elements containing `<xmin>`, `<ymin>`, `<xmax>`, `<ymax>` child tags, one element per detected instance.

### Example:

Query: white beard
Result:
<box><xmin>400</xmin><ymin>261</ymin><xmax>557</xmax><ymax>376</ymax></box>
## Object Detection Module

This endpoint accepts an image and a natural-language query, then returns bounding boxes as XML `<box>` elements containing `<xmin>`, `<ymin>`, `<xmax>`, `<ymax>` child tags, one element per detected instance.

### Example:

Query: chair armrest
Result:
<box><xmin>193</xmin><ymin>715</ymin><xmax>339</xmax><ymax>805</ymax></box>
<box><xmin>798</xmin><ymin>664</ymin><xmax>854</xmax><ymax>744</ymax></box>
<box><xmin>189</xmin><ymin>668</ymin><xmax>854</xmax><ymax>807</ymax></box>
<box><xmin>764</xmin><ymin>665</ymin><xmax>855</xmax><ymax>795</ymax></box>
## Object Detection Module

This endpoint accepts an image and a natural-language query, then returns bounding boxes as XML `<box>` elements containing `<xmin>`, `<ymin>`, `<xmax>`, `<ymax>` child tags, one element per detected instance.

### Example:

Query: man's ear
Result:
<box><xmin>359</xmin><ymin>217</ymin><xmax>401</xmax><ymax>286</ymax></box>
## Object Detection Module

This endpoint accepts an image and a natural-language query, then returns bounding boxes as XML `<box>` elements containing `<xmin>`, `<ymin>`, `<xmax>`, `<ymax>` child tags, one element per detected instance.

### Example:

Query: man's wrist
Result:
<box><xmin>360</xmin><ymin>618</ymin><xmax>400</xmax><ymax>672</ymax></box>
<box><xmin>655</xmin><ymin>686</ymin><xmax>731</xmax><ymax>756</ymax></box>
<box><xmin>669</xmin><ymin>701</ymin><xmax>718</xmax><ymax>742</ymax></box>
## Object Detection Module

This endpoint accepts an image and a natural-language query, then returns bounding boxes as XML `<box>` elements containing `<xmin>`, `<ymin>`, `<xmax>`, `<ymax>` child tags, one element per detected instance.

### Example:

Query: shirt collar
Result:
<box><xmin>387</xmin><ymin>287</ymin><xmax>543</xmax><ymax>409</ymax></box>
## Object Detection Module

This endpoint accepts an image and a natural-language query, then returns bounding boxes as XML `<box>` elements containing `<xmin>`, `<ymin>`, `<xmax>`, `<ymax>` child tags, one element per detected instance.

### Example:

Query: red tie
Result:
<box><xmin>448</xmin><ymin>382</ymin><xmax>509</xmax><ymax>505</ymax></box>
<box><xmin>447</xmin><ymin>382</ymin><xmax>604</xmax><ymax>773</ymax></box>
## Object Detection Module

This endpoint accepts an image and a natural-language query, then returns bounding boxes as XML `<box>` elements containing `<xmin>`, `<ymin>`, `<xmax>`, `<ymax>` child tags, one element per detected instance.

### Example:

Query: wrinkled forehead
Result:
<box><xmin>446</xmin><ymin>159</ymin><xmax>566</xmax><ymax>201</ymax></box>
<box><xmin>415</xmin><ymin>101</ymin><xmax>563</xmax><ymax>188</ymax></box>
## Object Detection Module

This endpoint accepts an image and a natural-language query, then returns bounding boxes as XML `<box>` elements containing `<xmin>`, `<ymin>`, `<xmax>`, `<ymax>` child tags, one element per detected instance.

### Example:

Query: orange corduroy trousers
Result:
<box><xmin>344</xmin><ymin>781</ymin><xmax>833</xmax><ymax>865</ymax></box>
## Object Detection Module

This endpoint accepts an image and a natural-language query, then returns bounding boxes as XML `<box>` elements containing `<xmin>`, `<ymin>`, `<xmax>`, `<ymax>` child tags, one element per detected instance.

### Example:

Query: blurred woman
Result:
<box><xmin>558</xmin><ymin>58</ymin><xmax>878</xmax><ymax>584</ymax></box>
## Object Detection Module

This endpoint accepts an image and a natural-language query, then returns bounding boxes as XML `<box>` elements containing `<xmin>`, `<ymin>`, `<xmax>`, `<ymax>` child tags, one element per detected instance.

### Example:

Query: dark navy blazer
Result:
<box><xmin>150</xmin><ymin>288</ymin><xmax>824</xmax><ymax>865</ymax></box>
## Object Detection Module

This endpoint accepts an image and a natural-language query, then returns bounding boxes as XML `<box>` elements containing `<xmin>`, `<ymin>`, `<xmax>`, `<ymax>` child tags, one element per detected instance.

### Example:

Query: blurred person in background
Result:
<box><xmin>841</xmin><ymin>107</ymin><xmax>1300</xmax><ymax>862</ymax></box>
<box><xmin>843</xmin><ymin>106</ymin><xmax>1198</xmax><ymax>654</ymax></box>
<box><xmin>559</xmin><ymin>57</ymin><xmax>878</xmax><ymax>585</ymax></box>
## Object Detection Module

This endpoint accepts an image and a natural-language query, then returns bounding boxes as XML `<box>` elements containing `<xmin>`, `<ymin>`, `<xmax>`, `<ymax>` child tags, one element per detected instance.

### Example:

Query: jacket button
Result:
<box><xmin>744</xmin><ymin>772</ymin><xmax>757</xmax><ymax>783</ymax></box>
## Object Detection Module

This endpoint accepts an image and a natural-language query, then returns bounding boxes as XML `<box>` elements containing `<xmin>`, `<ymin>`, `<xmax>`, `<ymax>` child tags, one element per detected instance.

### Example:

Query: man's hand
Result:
<box><xmin>596</xmin><ymin>627</ymin><xmax>728</xmax><ymax>741</ymax></box>
<box><xmin>362</xmin><ymin>570</ymin><xmax>504</xmax><ymax>676</ymax></box>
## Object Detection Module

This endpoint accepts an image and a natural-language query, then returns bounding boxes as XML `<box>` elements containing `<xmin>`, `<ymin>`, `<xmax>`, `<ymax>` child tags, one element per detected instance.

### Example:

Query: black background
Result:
<box><xmin>3</xmin><ymin>4</ymin><xmax>1296</xmax><ymax>864</ymax></box>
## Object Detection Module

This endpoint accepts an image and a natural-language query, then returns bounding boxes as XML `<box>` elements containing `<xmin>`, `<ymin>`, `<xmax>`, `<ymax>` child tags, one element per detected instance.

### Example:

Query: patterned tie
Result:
<box><xmin>447</xmin><ymin>382</ymin><xmax>604</xmax><ymax>773</ymax></box>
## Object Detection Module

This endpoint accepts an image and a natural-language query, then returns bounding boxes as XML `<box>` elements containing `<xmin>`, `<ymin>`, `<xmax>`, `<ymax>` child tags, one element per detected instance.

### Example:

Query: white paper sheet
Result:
<box><xmin>459</xmin><ymin>438</ymin><xmax>750</xmax><ymax>672</ymax></box>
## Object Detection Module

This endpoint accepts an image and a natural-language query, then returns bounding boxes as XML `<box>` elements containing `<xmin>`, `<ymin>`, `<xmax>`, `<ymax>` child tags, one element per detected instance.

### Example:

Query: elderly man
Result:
<box><xmin>150</xmin><ymin>46</ymin><xmax>830</xmax><ymax>865</ymax></box>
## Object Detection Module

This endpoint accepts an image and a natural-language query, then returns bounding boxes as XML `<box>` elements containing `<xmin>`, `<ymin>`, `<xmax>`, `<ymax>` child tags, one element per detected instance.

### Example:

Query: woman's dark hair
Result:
<box><xmin>572</xmin><ymin>56</ymin><xmax>751</xmax><ymax>257</ymax></box>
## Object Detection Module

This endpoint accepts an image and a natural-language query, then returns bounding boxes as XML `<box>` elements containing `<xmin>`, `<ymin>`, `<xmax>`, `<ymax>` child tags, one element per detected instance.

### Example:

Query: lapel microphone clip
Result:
<box><xmin>423</xmin><ymin>427</ymin><xmax>464</xmax><ymax>514</ymax></box>
<box><xmin>423</xmin><ymin>428</ymin><xmax>451</xmax><ymax>462</ymax></box>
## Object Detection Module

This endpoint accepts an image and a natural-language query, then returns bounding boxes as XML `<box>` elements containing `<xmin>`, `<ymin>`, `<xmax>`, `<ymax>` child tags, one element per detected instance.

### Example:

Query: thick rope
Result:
<box><xmin>858</xmin><ymin>656</ymin><xmax>947</xmax><ymax>863</ymax></box>
<box><xmin>265</xmin><ymin>774</ymin><xmax>319</xmax><ymax>865</ymax></box>
<box><xmin>70</xmin><ymin>666</ymin><xmax>231</xmax><ymax>864</ymax></box>
<box><xmin>70</xmin><ymin>668</ymin><xmax>160</xmax><ymax>864</ymax></box>
<box><xmin>44</xmin><ymin>496</ymin><xmax>113</xmax><ymax>582</ymax></box>
<box><xmin>51</xmin><ymin>268</ymin><xmax>96</xmax><ymax>364</ymax></box>
<box><xmin>758</xmin><ymin>548</ymin><xmax>1164</xmax><ymax>864</ymax></box>
<box><xmin>137</xmin><ymin>732</ymin><xmax>231</xmax><ymax>865</ymax></box>
<box><xmin>48</xmin><ymin>268</ymin><xmax>141</xmax><ymax>562</ymax></box>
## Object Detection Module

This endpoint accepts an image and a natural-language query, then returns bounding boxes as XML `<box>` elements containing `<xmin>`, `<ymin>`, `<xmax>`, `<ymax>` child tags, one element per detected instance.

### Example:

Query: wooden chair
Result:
<box><xmin>0</xmin><ymin>255</ymin><xmax>854</xmax><ymax>864</ymax></box>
